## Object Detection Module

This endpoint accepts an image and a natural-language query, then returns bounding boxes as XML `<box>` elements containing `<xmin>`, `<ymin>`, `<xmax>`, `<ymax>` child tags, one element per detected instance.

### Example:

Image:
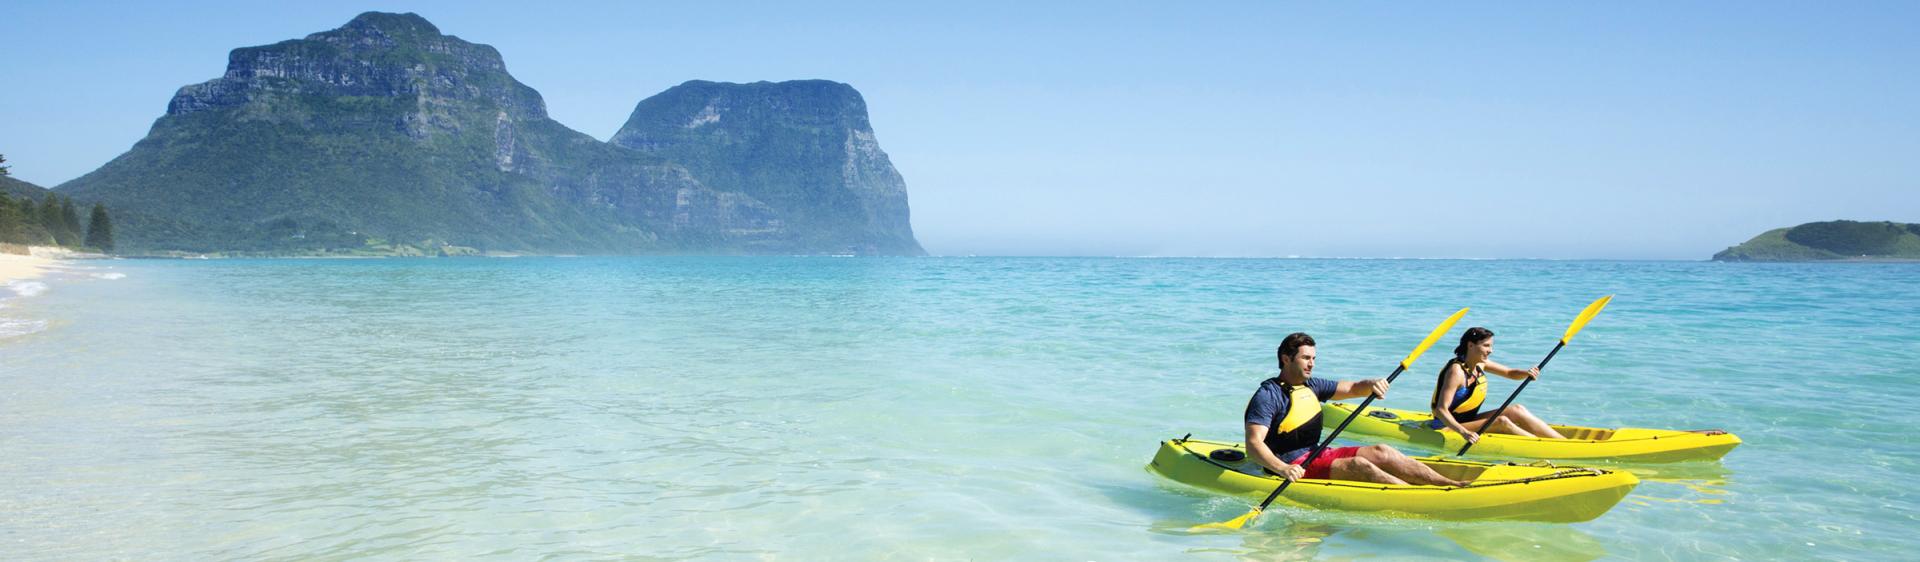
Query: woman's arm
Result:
<box><xmin>1484</xmin><ymin>360</ymin><xmax>1540</xmax><ymax>381</ymax></box>
<box><xmin>1431</xmin><ymin>365</ymin><xmax>1477</xmax><ymax>439</ymax></box>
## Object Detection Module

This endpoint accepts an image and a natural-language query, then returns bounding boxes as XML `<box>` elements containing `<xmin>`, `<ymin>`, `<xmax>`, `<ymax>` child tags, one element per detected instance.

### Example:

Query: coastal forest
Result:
<box><xmin>0</xmin><ymin>154</ymin><xmax>114</xmax><ymax>252</ymax></box>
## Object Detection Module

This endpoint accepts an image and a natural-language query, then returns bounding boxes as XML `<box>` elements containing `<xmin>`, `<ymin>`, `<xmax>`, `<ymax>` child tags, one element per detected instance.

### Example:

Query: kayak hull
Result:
<box><xmin>1149</xmin><ymin>438</ymin><xmax>1639</xmax><ymax>523</ymax></box>
<box><xmin>1321</xmin><ymin>402</ymin><xmax>1742</xmax><ymax>463</ymax></box>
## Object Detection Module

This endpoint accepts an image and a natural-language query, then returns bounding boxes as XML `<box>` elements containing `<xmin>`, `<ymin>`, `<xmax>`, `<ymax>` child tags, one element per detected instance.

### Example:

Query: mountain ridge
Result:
<box><xmin>56</xmin><ymin>12</ymin><xmax>924</xmax><ymax>256</ymax></box>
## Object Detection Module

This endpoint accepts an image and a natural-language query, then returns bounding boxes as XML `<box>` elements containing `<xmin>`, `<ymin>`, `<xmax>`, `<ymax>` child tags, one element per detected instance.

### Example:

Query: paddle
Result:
<box><xmin>1196</xmin><ymin>307</ymin><xmax>1469</xmax><ymax>531</ymax></box>
<box><xmin>1457</xmin><ymin>295</ymin><xmax>1612</xmax><ymax>456</ymax></box>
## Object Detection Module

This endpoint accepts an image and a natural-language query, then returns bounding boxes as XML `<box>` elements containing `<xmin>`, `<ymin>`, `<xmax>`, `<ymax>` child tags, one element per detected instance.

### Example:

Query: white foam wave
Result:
<box><xmin>0</xmin><ymin>317</ymin><xmax>47</xmax><ymax>340</ymax></box>
<box><xmin>6</xmin><ymin>281</ymin><xmax>48</xmax><ymax>297</ymax></box>
<box><xmin>93</xmin><ymin>272</ymin><xmax>127</xmax><ymax>280</ymax></box>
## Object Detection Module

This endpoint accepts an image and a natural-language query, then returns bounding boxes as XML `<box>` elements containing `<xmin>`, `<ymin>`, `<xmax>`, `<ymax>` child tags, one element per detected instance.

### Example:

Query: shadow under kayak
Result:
<box><xmin>1149</xmin><ymin>437</ymin><xmax>1639</xmax><ymax>523</ymax></box>
<box><xmin>1321</xmin><ymin>402</ymin><xmax>1742</xmax><ymax>463</ymax></box>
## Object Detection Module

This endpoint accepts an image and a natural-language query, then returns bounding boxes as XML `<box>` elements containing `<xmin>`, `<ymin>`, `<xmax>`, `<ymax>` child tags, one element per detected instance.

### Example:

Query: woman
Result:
<box><xmin>1429</xmin><ymin>327</ymin><xmax>1567</xmax><ymax>443</ymax></box>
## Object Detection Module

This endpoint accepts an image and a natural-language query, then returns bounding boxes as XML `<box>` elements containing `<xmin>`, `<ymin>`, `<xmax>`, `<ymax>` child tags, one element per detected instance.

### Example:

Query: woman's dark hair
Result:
<box><xmin>1453</xmin><ymin>327</ymin><xmax>1494</xmax><ymax>358</ymax></box>
<box><xmin>1277</xmin><ymin>332</ymin><xmax>1316</xmax><ymax>370</ymax></box>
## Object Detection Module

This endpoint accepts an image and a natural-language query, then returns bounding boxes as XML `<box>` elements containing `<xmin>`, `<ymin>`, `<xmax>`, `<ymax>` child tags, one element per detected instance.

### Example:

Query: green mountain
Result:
<box><xmin>613</xmin><ymin>80</ymin><xmax>924</xmax><ymax>255</ymax></box>
<box><xmin>1</xmin><ymin>176</ymin><xmax>51</xmax><ymax>200</ymax></box>
<box><xmin>1713</xmin><ymin>220</ymin><xmax>1920</xmax><ymax>261</ymax></box>
<box><xmin>57</xmin><ymin>12</ymin><xmax>922</xmax><ymax>255</ymax></box>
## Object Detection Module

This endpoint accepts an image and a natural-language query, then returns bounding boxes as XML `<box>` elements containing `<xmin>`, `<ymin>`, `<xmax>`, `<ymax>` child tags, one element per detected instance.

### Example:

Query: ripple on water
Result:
<box><xmin>1</xmin><ymin>258</ymin><xmax>1917</xmax><ymax>559</ymax></box>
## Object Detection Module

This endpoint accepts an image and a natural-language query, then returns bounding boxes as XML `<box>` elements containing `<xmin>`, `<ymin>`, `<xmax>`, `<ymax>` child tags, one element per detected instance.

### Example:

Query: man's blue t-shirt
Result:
<box><xmin>1243</xmin><ymin>377</ymin><xmax>1339</xmax><ymax>462</ymax></box>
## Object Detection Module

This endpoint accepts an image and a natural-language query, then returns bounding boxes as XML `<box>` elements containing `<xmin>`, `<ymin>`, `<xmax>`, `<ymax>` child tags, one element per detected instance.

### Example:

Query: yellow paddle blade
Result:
<box><xmin>1193</xmin><ymin>506</ymin><xmax>1263</xmax><ymax>531</ymax></box>
<box><xmin>1560</xmin><ymin>295</ymin><xmax>1613</xmax><ymax>344</ymax></box>
<box><xmin>1400</xmin><ymin>307</ymin><xmax>1471</xmax><ymax>370</ymax></box>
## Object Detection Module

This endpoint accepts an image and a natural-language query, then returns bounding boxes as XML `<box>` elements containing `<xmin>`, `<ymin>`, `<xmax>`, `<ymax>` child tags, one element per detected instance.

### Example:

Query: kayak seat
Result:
<box><xmin>1208</xmin><ymin>449</ymin><xmax>1247</xmax><ymax>462</ymax></box>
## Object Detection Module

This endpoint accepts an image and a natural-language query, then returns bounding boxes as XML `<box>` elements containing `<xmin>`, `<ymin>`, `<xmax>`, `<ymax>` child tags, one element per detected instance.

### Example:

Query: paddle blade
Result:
<box><xmin>1400</xmin><ymin>307</ymin><xmax>1470</xmax><ymax>370</ymax></box>
<box><xmin>1193</xmin><ymin>506</ymin><xmax>1263</xmax><ymax>531</ymax></box>
<box><xmin>1560</xmin><ymin>295</ymin><xmax>1613</xmax><ymax>344</ymax></box>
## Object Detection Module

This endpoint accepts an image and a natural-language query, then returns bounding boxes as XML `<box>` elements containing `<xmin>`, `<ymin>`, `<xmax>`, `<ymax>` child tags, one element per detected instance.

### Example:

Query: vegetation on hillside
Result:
<box><xmin>1714</xmin><ymin>220</ymin><xmax>1920</xmax><ymax>261</ymax></box>
<box><xmin>613</xmin><ymin>80</ymin><xmax>924</xmax><ymax>255</ymax></box>
<box><xmin>36</xmin><ymin>13</ymin><xmax>928</xmax><ymax>257</ymax></box>
<box><xmin>0</xmin><ymin>154</ymin><xmax>119</xmax><ymax>252</ymax></box>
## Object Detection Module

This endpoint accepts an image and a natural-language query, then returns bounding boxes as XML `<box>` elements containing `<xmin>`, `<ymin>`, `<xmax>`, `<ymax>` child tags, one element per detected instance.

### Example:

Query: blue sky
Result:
<box><xmin>3</xmin><ymin>1</ymin><xmax>1916</xmax><ymax>258</ymax></box>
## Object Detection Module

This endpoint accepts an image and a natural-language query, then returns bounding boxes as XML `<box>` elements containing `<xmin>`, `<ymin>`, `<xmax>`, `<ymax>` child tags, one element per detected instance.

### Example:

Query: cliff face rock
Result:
<box><xmin>612</xmin><ymin>80</ymin><xmax>925</xmax><ymax>255</ymax></box>
<box><xmin>166</xmin><ymin>12</ymin><xmax>547</xmax><ymax>127</ymax></box>
<box><xmin>1713</xmin><ymin>220</ymin><xmax>1920</xmax><ymax>261</ymax></box>
<box><xmin>57</xmin><ymin>13</ymin><xmax>918</xmax><ymax>255</ymax></box>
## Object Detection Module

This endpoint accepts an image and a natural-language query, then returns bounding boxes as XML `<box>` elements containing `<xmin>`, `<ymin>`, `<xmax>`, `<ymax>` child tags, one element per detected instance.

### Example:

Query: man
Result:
<box><xmin>1244</xmin><ymin>332</ymin><xmax>1466</xmax><ymax>486</ymax></box>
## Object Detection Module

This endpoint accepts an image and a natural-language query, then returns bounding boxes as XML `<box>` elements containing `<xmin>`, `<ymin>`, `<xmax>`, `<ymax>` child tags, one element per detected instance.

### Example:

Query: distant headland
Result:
<box><xmin>1713</xmin><ymin>220</ymin><xmax>1920</xmax><ymax>262</ymax></box>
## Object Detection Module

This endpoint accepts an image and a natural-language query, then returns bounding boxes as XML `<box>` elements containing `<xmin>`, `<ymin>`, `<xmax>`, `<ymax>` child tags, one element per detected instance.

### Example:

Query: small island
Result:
<box><xmin>1713</xmin><ymin>220</ymin><xmax>1920</xmax><ymax>262</ymax></box>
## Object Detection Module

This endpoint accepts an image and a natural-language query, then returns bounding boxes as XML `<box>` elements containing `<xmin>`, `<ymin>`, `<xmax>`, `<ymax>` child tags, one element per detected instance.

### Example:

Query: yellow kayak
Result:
<box><xmin>1148</xmin><ymin>437</ymin><xmax>1639</xmax><ymax>523</ymax></box>
<box><xmin>1321</xmin><ymin>402</ymin><xmax>1742</xmax><ymax>463</ymax></box>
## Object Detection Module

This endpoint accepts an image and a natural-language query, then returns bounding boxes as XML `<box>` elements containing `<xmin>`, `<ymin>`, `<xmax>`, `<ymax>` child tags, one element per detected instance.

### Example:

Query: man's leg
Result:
<box><xmin>1355</xmin><ymin>444</ymin><xmax>1466</xmax><ymax>487</ymax></box>
<box><xmin>1328</xmin><ymin>456</ymin><xmax>1407</xmax><ymax>485</ymax></box>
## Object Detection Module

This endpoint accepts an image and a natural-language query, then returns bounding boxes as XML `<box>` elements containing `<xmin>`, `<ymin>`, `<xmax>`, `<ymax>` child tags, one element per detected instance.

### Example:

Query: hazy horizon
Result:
<box><xmin>4</xmin><ymin>1</ymin><xmax>1916</xmax><ymax>259</ymax></box>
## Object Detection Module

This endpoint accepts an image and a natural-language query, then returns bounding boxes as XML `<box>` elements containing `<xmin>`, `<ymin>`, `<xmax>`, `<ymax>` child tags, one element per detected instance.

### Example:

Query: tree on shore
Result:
<box><xmin>0</xmin><ymin>193</ymin><xmax>14</xmax><ymax>241</ymax></box>
<box><xmin>3</xmin><ymin>196</ymin><xmax>53</xmax><ymax>245</ymax></box>
<box><xmin>0</xmin><ymin>155</ymin><xmax>117</xmax><ymax>248</ymax></box>
<box><xmin>60</xmin><ymin>198</ymin><xmax>83</xmax><ymax>243</ymax></box>
<box><xmin>86</xmin><ymin>204</ymin><xmax>115</xmax><ymax>252</ymax></box>
<box><xmin>41</xmin><ymin>193</ymin><xmax>75</xmax><ymax>246</ymax></box>
<box><xmin>0</xmin><ymin>157</ymin><xmax>17</xmax><ymax>242</ymax></box>
<box><xmin>17</xmin><ymin>197</ymin><xmax>34</xmax><ymax>229</ymax></box>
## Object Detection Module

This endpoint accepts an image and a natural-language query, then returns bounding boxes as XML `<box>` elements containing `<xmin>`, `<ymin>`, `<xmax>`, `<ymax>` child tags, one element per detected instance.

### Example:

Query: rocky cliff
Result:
<box><xmin>613</xmin><ymin>80</ymin><xmax>924</xmax><ymax>255</ymax></box>
<box><xmin>58</xmin><ymin>12</ymin><xmax>920</xmax><ymax>255</ymax></box>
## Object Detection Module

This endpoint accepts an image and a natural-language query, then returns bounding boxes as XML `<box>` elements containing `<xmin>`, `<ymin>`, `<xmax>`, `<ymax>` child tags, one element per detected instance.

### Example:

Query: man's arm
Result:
<box><xmin>1245</xmin><ymin>423</ymin><xmax>1303</xmax><ymax>481</ymax></box>
<box><xmin>1331</xmin><ymin>378</ymin><xmax>1390</xmax><ymax>400</ymax></box>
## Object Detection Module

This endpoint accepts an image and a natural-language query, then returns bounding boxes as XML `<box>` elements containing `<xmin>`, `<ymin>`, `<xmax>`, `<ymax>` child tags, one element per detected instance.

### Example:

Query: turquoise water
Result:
<box><xmin>2</xmin><ymin>257</ymin><xmax>1916</xmax><ymax>560</ymax></box>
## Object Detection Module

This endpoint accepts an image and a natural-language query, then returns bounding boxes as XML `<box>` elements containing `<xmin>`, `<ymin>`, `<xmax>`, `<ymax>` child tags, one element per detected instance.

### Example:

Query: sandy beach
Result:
<box><xmin>0</xmin><ymin>250</ymin><xmax>53</xmax><ymax>284</ymax></box>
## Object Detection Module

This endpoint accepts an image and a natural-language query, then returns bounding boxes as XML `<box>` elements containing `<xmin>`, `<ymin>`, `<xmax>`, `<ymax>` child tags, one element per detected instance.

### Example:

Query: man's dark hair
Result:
<box><xmin>1277</xmin><ymin>332</ymin><xmax>1316</xmax><ymax>370</ymax></box>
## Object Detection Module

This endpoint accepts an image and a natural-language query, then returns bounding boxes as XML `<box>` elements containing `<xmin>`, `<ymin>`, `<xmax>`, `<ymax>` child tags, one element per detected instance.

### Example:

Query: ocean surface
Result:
<box><xmin>2</xmin><ymin>257</ymin><xmax>1915</xmax><ymax>560</ymax></box>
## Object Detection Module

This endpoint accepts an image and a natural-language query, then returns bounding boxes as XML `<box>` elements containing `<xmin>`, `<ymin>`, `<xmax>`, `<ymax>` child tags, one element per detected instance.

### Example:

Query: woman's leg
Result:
<box><xmin>1459</xmin><ymin>412</ymin><xmax>1536</xmax><ymax>438</ymax></box>
<box><xmin>1497</xmin><ymin>404</ymin><xmax>1567</xmax><ymax>439</ymax></box>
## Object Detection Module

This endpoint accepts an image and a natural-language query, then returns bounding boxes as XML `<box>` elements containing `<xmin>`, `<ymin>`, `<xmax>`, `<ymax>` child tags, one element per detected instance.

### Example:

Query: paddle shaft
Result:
<box><xmin>1456</xmin><ymin>340</ymin><xmax>1564</xmax><ymax>456</ymax></box>
<box><xmin>1248</xmin><ymin>364</ymin><xmax>1409</xmax><ymax>514</ymax></box>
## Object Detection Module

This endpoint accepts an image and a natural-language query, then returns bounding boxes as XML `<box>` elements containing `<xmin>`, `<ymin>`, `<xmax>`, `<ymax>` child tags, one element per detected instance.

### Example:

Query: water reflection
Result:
<box><xmin>1144</xmin><ymin>498</ymin><xmax>1608</xmax><ymax>560</ymax></box>
<box><xmin>1436</xmin><ymin>524</ymin><xmax>1607</xmax><ymax>561</ymax></box>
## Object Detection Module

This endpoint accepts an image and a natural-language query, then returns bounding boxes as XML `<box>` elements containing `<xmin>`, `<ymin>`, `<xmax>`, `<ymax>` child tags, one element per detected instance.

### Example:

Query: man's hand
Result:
<box><xmin>1364</xmin><ymin>378</ymin><xmax>1390</xmax><ymax>398</ymax></box>
<box><xmin>1273</xmin><ymin>463</ymin><xmax>1306</xmax><ymax>482</ymax></box>
<box><xmin>1460</xmin><ymin>430</ymin><xmax>1480</xmax><ymax>445</ymax></box>
<box><xmin>1523</xmin><ymin>367</ymin><xmax>1541</xmax><ymax>380</ymax></box>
